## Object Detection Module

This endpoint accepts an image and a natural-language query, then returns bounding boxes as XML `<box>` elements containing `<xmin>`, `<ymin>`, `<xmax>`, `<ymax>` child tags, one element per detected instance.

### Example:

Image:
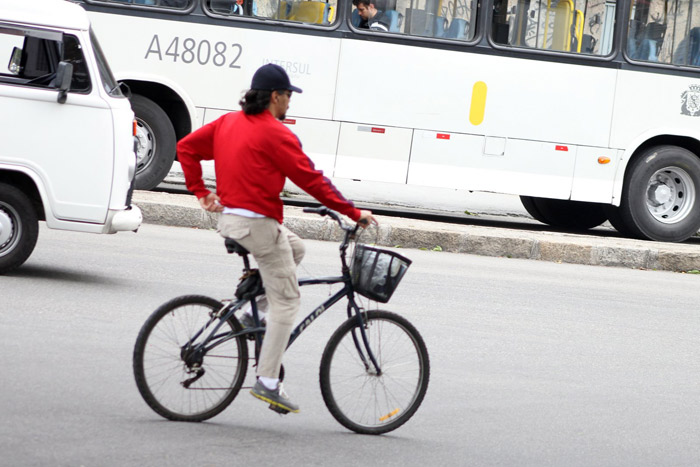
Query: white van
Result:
<box><xmin>0</xmin><ymin>0</ymin><xmax>141</xmax><ymax>274</ymax></box>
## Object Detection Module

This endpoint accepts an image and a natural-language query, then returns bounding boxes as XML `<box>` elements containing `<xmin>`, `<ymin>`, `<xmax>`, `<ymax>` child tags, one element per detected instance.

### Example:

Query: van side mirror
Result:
<box><xmin>56</xmin><ymin>61</ymin><xmax>73</xmax><ymax>104</ymax></box>
<box><xmin>8</xmin><ymin>47</ymin><xmax>22</xmax><ymax>74</ymax></box>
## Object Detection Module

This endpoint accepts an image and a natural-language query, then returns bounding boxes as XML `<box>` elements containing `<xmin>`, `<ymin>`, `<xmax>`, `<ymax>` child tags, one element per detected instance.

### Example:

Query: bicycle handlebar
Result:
<box><xmin>303</xmin><ymin>206</ymin><xmax>359</xmax><ymax>232</ymax></box>
<box><xmin>303</xmin><ymin>206</ymin><xmax>331</xmax><ymax>217</ymax></box>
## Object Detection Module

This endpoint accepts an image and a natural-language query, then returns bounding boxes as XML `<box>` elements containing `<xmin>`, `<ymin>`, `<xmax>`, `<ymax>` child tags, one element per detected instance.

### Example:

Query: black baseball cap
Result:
<box><xmin>250</xmin><ymin>64</ymin><xmax>303</xmax><ymax>93</ymax></box>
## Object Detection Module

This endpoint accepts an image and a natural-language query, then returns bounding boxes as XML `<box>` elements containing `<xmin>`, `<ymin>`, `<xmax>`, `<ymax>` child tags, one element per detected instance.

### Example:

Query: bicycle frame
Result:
<box><xmin>185</xmin><ymin>211</ymin><xmax>383</xmax><ymax>375</ymax></box>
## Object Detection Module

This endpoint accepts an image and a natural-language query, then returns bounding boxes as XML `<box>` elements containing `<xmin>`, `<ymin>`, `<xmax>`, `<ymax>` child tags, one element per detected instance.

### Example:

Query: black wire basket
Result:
<box><xmin>350</xmin><ymin>244</ymin><xmax>412</xmax><ymax>303</ymax></box>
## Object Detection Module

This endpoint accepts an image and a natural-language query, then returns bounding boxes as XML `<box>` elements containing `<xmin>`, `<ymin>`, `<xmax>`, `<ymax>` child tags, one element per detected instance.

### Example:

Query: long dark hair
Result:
<box><xmin>239</xmin><ymin>89</ymin><xmax>272</xmax><ymax>115</ymax></box>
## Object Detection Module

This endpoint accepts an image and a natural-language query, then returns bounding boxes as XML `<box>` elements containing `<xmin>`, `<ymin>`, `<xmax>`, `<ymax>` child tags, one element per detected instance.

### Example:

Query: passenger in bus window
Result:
<box><xmin>209</xmin><ymin>0</ymin><xmax>244</xmax><ymax>14</ymax></box>
<box><xmin>352</xmin><ymin>0</ymin><xmax>391</xmax><ymax>31</ymax></box>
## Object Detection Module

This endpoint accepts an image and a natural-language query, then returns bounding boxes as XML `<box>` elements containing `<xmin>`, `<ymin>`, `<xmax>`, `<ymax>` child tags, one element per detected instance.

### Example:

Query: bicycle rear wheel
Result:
<box><xmin>133</xmin><ymin>295</ymin><xmax>248</xmax><ymax>422</ymax></box>
<box><xmin>320</xmin><ymin>310</ymin><xmax>430</xmax><ymax>434</ymax></box>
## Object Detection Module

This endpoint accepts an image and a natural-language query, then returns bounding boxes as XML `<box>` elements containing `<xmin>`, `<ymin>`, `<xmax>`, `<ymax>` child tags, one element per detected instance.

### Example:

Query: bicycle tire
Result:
<box><xmin>133</xmin><ymin>295</ymin><xmax>248</xmax><ymax>422</ymax></box>
<box><xmin>319</xmin><ymin>310</ymin><xmax>430</xmax><ymax>435</ymax></box>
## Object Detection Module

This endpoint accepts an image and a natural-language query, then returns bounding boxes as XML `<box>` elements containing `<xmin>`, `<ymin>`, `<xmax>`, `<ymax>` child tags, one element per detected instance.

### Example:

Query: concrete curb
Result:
<box><xmin>132</xmin><ymin>191</ymin><xmax>700</xmax><ymax>273</ymax></box>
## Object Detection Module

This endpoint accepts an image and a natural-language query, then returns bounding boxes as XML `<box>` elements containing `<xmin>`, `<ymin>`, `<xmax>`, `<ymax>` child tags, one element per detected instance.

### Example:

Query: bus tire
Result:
<box><xmin>520</xmin><ymin>196</ymin><xmax>550</xmax><ymax>224</ymax></box>
<box><xmin>618</xmin><ymin>145</ymin><xmax>700</xmax><ymax>242</ymax></box>
<box><xmin>0</xmin><ymin>183</ymin><xmax>39</xmax><ymax>275</ymax></box>
<box><xmin>602</xmin><ymin>205</ymin><xmax>634</xmax><ymax>237</ymax></box>
<box><xmin>131</xmin><ymin>94</ymin><xmax>176</xmax><ymax>191</ymax></box>
<box><xmin>521</xmin><ymin>196</ymin><xmax>607</xmax><ymax>230</ymax></box>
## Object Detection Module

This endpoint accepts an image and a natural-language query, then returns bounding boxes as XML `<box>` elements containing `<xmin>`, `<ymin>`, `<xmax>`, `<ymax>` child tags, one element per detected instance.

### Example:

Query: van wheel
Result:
<box><xmin>618</xmin><ymin>145</ymin><xmax>700</xmax><ymax>242</ymax></box>
<box><xmin>520</xmin><ymin>196</ymin><xmax>608</xmax><ymax>230</ymax></box>
<box><xmin>0</xmin><ymin>183</ymin><xmax>39</xmax><ymax>274</ymax></box>
<box><xmin>131</xmin><ymin>94</ymin><xmax>176</xmax><ymax>191</ymax></box>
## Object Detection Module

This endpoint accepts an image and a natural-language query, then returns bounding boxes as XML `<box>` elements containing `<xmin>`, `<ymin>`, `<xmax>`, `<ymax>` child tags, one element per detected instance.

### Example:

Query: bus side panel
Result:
<box><xmin>407</xmin><ymin>130</ymin><xmax>485</xmax><ymax>188</ymax></box>
<box><xmin>200</xmin><ymin>106</ymin><xmax>221</xmax><ymax>126</ymax></box>
<box><xmin>282</xmin><ymin>118</ymin><xmax>340</xmax><ymax>176</ymax></box>
<box><xmin>89</xmin><ymin>13</ymin><xmax>341</xmax><ymax>120</ymax></box>
<box><xmin>500</xmin><ymin>140</ymin><xmax>576</xmax><ymax>198</ymax></box>
<box><xmin>570</xmin><ymin>146</ymin><xmax>620</xmax><ymax>203</ymax></box>
<box><xmin>334</xmin><ymin>39</ymin><xmax>617</xmax><ymax>147</ymax></box>
<box><xmin>609</xmin><ymin>71</ymin><xmax>700</xmax><ymax>206</ymax></box>
<box><xmin>335</xmin><ymin>123</ymin><xmax>412</xmax><ymax>183</ymax></box>
<box><xmin>610</xmin><ymin>70</ymin><xmax>700</xmax><ymax>149</ymax></box>
<box><xmin>408</xmin><ymin>130</ymin><xmax>576</xmax><ymax>198</ymax></box>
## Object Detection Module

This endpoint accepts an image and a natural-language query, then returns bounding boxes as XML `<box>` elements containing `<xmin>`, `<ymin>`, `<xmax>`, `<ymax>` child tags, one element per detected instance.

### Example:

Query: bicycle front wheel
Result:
<box><xmin>133</xmin><ymin>295</ymin><xmax>248</xmax><ymax>422</ymax></box>
<box><xmin>320</xmin><ymin>310</ymin><xmax>430</xmax><ymax>434</ymax></box>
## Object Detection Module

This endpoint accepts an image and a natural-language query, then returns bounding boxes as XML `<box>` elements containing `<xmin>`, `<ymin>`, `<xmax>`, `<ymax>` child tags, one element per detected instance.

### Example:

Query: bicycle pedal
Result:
<box><xmin>268</xmin><ymin>404</ymin><xmax>290</xmax><ymax>415</ymax></box>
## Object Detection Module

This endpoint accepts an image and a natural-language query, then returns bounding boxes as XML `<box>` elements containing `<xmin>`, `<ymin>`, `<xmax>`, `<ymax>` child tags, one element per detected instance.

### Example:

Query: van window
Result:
<box><xmin>90</xmin><ymin>29</ymin><xmax>123</xmax><ymax>97</ymax></box>
<box><xmin>0</xmin><ymin>26</ymin><xmax>91</xmax><ymax>92</ymax></box>
<box><xmin>63</xmin><ymin>35</ymin><xmax>91</xmax><ymax>92</ymax></box>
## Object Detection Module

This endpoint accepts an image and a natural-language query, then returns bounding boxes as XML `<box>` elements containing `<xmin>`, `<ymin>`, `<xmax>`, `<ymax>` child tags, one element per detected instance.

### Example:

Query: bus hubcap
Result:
<box><xmin>135</xmin><ymin>118</ymin><xmax>156</xmax><ymax>173</ymax></box>
<box><xmin>645</xmin><ymin>167</ymin><xmax>695</xmax><ymax>224</ymax></box>
<box><xmin>0</xmin><ymin>205</ymin><xmax>16</xmax><ymax>251</ymax></box>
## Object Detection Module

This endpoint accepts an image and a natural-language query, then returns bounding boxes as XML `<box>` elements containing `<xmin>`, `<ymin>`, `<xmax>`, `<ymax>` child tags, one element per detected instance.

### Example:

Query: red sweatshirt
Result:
<box><xmin>177</xmin><ymin>110</ymin><xmax>361</xmax><ymax>224</ymax></box>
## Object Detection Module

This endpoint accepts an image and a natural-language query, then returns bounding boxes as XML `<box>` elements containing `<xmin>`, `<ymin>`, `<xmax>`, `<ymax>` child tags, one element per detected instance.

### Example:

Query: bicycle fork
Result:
<box><xmin>348</xmin><ymin>301</ymin><xmax>382</xmax><ymax>376</ymax></box>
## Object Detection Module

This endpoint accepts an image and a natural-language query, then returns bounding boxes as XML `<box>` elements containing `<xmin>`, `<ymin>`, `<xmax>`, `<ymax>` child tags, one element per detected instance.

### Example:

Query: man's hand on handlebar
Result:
<box><xmin>199</xmin><ymin>192</ymin><xmax>224</xmax><ymax>213</ymax></box>
<box><xmin>357</xmin><ymin>210</ymin><xmax>377</xmax><ymax>229</ymax></box>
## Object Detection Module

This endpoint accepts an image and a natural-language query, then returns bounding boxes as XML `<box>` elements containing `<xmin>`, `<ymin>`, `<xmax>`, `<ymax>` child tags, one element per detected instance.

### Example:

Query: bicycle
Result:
<box><xmin>132</xmin><ymin>207</ymin><xmax>430</xmax><ymax>435</ymax></box>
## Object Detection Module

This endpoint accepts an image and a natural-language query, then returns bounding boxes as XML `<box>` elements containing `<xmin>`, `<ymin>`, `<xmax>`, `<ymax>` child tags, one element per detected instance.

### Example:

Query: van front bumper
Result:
<box><xmin>107</xmin><ymin>204</ymin><xmax>142</xmax><ymax>233</ymax></box>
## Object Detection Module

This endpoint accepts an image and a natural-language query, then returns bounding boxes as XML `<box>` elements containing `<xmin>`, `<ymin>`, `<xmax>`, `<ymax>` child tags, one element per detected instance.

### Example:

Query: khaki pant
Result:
<box><xmin>218</xmin><ymin>214</ymin><xmax>305</xmax><ymax>378</ymax></box>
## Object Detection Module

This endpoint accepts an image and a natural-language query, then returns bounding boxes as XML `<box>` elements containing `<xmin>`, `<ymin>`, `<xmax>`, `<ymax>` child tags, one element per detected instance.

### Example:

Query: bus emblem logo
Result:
<box><xmin>681</xmin><ymin>85</ymin><xmax>700</xmax><ymax>116</ymax></box>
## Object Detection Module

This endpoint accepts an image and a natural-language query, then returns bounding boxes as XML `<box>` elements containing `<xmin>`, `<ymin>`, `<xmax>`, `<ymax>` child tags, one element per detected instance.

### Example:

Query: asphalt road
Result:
<box><xmin>1</xmin><ymin>224</ymin><xmax>698</xmax><ymax>466</ymax></box>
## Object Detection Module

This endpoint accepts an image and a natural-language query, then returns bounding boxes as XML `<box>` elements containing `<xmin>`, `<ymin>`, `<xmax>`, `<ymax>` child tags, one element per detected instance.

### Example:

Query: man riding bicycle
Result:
<box><xmin>177</xmin><ymin>63</ymin><xmax>375</xmax><ymax>413</ymax></box>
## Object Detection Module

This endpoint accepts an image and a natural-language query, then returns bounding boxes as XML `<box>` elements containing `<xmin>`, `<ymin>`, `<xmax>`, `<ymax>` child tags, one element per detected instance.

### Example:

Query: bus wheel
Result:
<box><xmin>519</xmin><ymin>196</ymin><xmax>549</xmax><ymax>224</ymax></box>
<box><xmin>0</xmin><ymin>183</ymin><xmax>39</xmax><ymax>274</ymax></box>
<box><xmin>520</xmin><ymin>196</ymin><xmax>608</xmax><ymax>230</ymax></box>
<box><xmin>131</xmin><ymin>94</ymin><xmax>176</xmax><ymax>191</ymax></box>
<box><xmin>602</xmin><ymin>205</ymin><xmax>634</xmax><ymax>237</ymax></box>
<box><xmin>618</xmin><ymin>145</ymin><xmax>700</xmax><ymax>242</ymax></box>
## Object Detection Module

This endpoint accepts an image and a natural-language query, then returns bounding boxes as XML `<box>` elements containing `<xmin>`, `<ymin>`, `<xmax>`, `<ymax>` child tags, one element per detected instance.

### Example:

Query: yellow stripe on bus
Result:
<box><xmin>469</xmin><ymin>81</ymin><xmax>487</xmax><ymax>126</ymax></box>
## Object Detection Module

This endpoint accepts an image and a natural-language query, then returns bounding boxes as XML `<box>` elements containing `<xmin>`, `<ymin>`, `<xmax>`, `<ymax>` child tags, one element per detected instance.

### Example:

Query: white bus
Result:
<box><xmin>76</xmin><ymin>0</ymin><xmax>700</xmax><ymax>242</ymax></box>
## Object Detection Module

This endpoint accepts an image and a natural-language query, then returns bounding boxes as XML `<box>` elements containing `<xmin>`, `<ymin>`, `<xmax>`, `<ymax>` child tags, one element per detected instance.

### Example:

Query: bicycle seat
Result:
<box><xmin>224</xmin><ymin>238</ymin><xmax>250</xmax><ymax>256</ymax></box>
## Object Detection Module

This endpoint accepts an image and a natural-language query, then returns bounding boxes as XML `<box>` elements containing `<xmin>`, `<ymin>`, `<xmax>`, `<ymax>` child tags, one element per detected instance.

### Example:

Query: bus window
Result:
<box><xmin>94</xmin><ymin>0</ymin><xmax>192</xmax><ymax>8</ymax></box>
<box><xmin>206</xmin><ymin>0</ymin><xmax>338</xmax><ymax>24</ymax></box>
<box><xmin>629</xmin><ymin>0</ymin><xmax>700</xmax><ymax>66</ymax></box>
<box><xmin>492</xmin><ymin>0</ymin><xmax>616</xmax><ymax>55</ymax></box>
<box><xmin>350</xmin><ymin>0</ymin><xmax>404</xmax><ymax>33</ymax></box>
<box><xmin>351</xmin><ymin>0</ymin><xmax>476</xmax><ymax>40</ymax></box>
